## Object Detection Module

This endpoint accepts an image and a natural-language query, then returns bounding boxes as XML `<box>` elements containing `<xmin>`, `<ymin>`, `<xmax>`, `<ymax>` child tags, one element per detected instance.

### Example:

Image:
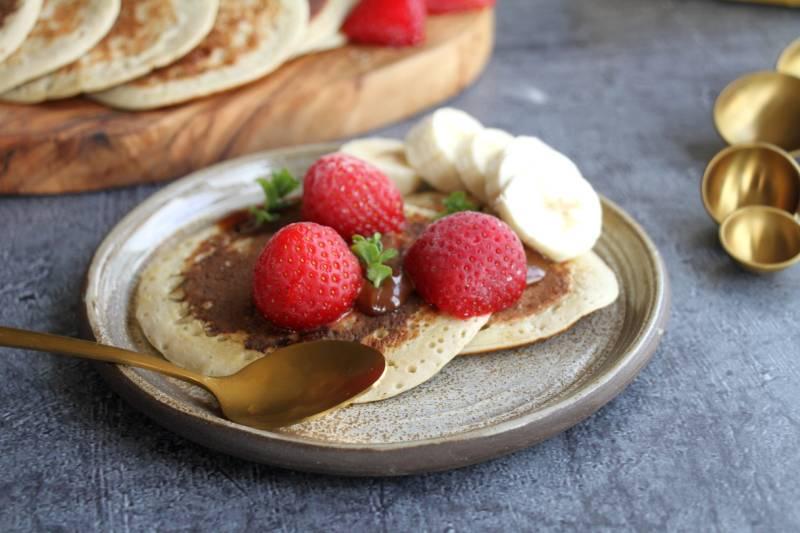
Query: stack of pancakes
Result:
<box><xmin>136</xmin><ymin>200</ymin><xmax>619</xmax><ymax>404</ymax></box>
<box><xmin>0</xmin><ymin>0</ymin><xmax>357</xmax><ymax>109</ymax></box>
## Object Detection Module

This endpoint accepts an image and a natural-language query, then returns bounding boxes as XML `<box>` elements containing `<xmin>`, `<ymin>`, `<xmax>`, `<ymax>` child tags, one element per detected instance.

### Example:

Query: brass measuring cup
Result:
<box><xmin>777</xmin><ymin>38</ymin><xmax>800</xmax><ymax>76</ymax></box>
<box><xmin>702</xmin><ymin>143</ymin><xmax>800</xmax><ymax>272</ymax></box>
<box><xmin>715</xmin><ymin>40</ymin><xmax>800</xmax><ymax>155</ymax></box>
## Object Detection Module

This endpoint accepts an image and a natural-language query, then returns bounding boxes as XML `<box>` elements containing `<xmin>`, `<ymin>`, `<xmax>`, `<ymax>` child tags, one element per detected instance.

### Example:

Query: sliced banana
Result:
<box><xmin>485</xmin><ymin>136</ymin><xmax>552</xmax><ymax>202</ymax></box>
<box><xmin>455</xmin><ymin>128</ymin><xmax>513</xmax><ymax>203</ymax></box>
<box><xmin>340</xmin><ymin>137</ymin><xmax>422</xmax><ymax>195</ymax></box>
<box><xmin>405</xmin><ymin>108</ymin><xmax>483</xmax><ymax>193</ymax></box>
<box><xmin>493</xmin><ymin>139</ymin><xmax>602</xmax><ymax>262</ymax></box>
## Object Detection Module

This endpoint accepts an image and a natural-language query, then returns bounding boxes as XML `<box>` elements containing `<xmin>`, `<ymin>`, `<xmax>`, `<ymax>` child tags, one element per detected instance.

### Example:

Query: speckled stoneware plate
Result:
<box><xmin>83</xmin><ymin>144</ymin><xmax>670</xmax><ymax>476</ymax></box>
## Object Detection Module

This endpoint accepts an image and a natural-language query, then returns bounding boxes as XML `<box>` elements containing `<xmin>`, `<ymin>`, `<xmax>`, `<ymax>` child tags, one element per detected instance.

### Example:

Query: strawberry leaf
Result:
<box><xmin>250</xmin><ymin>169</ymin><xmax>299</xmax><ymax>225</ymax></box>
<box><xmin>437</xmin><ymin>191</ymin><xmax>478</xmax><ymax>219</ymax></box>
<box><xmin>351</xmin><ymin>233</ymin><xmax>398</xmax><ymax>288</ymax></box>
<box><xmin>367</xmin><ymin>264</ymin><xmax>393</xmax><ymax>288</ymax></box>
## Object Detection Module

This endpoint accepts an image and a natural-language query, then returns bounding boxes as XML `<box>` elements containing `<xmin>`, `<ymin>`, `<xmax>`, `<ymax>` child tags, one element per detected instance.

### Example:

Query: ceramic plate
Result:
<box><xmin>83</xmin><ymin>144</ymin><xmax>670</xmax><ymax>476</ymax></box>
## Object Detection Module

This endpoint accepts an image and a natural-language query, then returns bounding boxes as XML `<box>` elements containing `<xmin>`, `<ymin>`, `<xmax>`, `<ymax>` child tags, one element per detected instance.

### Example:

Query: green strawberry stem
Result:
<box><xmin>249</xmin><ymin>169</ymin><xmax>300</xmax><ymax>224</ymax></box>
<box><xmin>351</xmin><ymin>233</ymin><xmax>398</xmax><ymax>288</ymax></box>
<box><xmin>437</xmin><ymin>191</ymin><xmax>478</xmax><ymax>219</ymax></box>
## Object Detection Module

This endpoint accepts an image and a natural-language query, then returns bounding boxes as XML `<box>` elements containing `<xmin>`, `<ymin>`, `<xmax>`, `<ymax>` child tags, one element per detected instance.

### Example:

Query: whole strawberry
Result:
<box><xmin>253</xmin><ymin>222</ymin><xmax>362</xmax><ymax>331</ymax></box>
<box><xmin>404</xmin><ymin>212</ymin><xmax>527</xmax><ymax>318</ymax></box>
<box><xmin>427</xmin><ymin>0</ymin><xmax>495</xmax><ymax>13</ymax></box>
<box><xmin>343</xmin><ymin>0</ymin><xmax>426</xmax><ymax>47</ymax></box>
<box><xmin>302</xmin><ymin>153</ymin><xmax>406</xmax><ymax>240</ymax></box>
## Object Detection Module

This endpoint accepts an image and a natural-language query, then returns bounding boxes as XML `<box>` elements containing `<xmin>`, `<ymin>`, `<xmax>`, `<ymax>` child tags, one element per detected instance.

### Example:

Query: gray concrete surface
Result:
<box><xmin>1</xmin><ymin>1</ymin><xmax>799</xmax><ymax>531</ymax></box>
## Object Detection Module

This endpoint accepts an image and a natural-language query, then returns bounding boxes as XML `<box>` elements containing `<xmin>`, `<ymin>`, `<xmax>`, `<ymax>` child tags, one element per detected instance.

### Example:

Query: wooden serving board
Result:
<box><xmin>0</xmin><ymin>9</ymin><xmax>493</xmax><ymax>195</ymax></box>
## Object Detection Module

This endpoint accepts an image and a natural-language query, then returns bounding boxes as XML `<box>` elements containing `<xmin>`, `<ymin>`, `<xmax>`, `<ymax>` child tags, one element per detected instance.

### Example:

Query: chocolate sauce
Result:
<box><xmin>181</xmin><ymin>207</ymin><xmax>571</xmax><ymax>349</ymax></box>
<box><xmin>526</xmin><ymin>265</ymin><xmax>546</xmax><ymax>285</ymax></box>
<box><xmin>351</xmin><ymin>230</ymin><xmax>420</xmax><ymax>316</ymax></box>
<box><xmin>216</xmin><ymin>205</ymin><xmax>301</xmax><ymax>235</ymax></box>
<box><xmin>356</xmin><ymin>270</ymin><xmax>414</xmax><ymax>316</ymax></box>
<box><xmin>216</xmin><ymin>209</ymin><xmax>253</xmax><ymax>233</ymax></box>
<box><xmin>308</xmin><ymin>0</ymin><xmax>326</xmax><ymax>18</ymax></box>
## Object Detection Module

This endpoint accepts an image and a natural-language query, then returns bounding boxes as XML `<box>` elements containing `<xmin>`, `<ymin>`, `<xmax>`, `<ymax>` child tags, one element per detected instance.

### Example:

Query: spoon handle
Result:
<box><xmin>0</xmin><ymin>326</ymin><xmax>210</xmax><ymax>389</ymax></box>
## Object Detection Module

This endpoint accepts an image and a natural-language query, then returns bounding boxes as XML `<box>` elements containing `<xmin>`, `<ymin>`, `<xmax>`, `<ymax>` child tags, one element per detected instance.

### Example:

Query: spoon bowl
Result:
<box><xmin>714</xmin><ymin>71</ymin><xmax>800</xmax><ymax>154</ymax></box>
<box><xmin>205</xmin><ymin>340</ymin><xmax>386</xmax><ymax>428</ymax></box>
<box><xmin>702</xmin><ymin>143</ymin><xmax>800</xmax><ymax>223</ymax></box>
<box><xmin>719</xmin><ymin>206</ymin><xmax>800</xmax><ymax>273</ymax></box>
<box><xmin>777</xmin><ymin>38</ymin><xmax>800</xmax><ymax>78</ymax></box>
<box><xmin>0</xmin><ymin>327</ymin><xmax>386</xmax><ymax>429</ymax></box>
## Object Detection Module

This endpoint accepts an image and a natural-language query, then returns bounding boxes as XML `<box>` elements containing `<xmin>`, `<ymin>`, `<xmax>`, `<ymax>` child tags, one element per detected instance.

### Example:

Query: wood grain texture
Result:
<box><xmin>0</xmin><ymin>9</ymin><xmax>494</xmax><ymax>195</ymax></box>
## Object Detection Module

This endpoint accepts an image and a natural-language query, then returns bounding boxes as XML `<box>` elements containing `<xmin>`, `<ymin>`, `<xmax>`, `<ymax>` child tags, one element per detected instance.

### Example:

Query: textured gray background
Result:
<box><xmin>1</xmin><ymin>1</ymin><xmax>799</xmax><ymax>531</ymax></box>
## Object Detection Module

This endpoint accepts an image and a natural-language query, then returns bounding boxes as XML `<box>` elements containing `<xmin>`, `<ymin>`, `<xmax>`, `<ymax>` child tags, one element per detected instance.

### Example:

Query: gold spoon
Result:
<box><xmin>0</xmin><ymin>326</ymin><xmax>385</xmax><ymax>429</ymax></box>
<box><xmin>719</xmin><ymin>206</ymin><xmax>800</xmax><ymax>273</ymax></box>
<box><xmin>714</xmin><ymin>71</ymin><xmax>800</xmax><ymax>155</ymax></box>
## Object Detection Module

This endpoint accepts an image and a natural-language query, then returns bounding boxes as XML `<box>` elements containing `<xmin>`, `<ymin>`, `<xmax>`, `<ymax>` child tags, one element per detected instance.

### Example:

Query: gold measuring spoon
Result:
<box><xmin>0</xmin><ymin>327</ymin><xmax>385</xmax><ymax>429</ymax></box>
<box><xmin>719</xmin><ymin>206</ymin><xmax>800</xmax><ymax>272</ymax></box>
<box><xmin>702</xmin><ymin>143</ymin><xmax>800</xmax><ymax>223</ymax></box>
<box><xmin>777</xmin><ymin>38</ymin><xmax>800</xmax><ymax>76</ymax></box>
<box><xmin>714</xmin><ymin>71</ymin><xmax>800</xmax><ymax>155</ymax></box>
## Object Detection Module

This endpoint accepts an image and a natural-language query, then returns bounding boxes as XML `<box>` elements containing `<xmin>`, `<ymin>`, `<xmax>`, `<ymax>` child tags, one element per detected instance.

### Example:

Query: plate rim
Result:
<box><xmin>83</xmin><ymin>143</ymin><xmax>671</xmax><ymax>476</ymax></box>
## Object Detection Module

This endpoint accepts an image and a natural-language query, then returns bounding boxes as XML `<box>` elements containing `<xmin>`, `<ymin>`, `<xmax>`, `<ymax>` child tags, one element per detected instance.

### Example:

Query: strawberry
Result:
<box><xmin>302</xmin><ymin>153</ymin><xmax>406</xmax><ymax>240</ymax></box>
<box><xmin>404</xmin><ymin>212</ymin><xmax>527</xmax><ymax>318</ymax></box>
<box><xmin>426</xmin><ymin>0</ymin><xmax>495</xmax><ymax>13</ymax></box>
<box><xmin>343</xmin><ymin>0</ymin><xmax>426</xmax><ymax>47</ymax></box>
<box><xmin>253</xmin><ymin>222</ymin><xmax>362</xmax><ymax>331</ymax></box>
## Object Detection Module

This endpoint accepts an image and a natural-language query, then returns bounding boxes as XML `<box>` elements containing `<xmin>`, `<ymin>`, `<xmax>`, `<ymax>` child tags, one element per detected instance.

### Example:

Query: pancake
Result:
<box><xmin>135</xmin><ymin>206</ymin><xmax>488</xmax><ymax>403</ymax></box>
<box><xmin>293</xmin><ymin>0</ymin><xmax>354</xmax><ymax>56</ymax></box>
<box><xmin>405</xmin><ymin>191</ymin><xmax>454</xmax><ymax>212</ymax></box>
<box><xmin>0</xmin><ymin>0</ymin><xmax>121</xmax><ymax>93</ymax></box>
<box><xmin>2</xmin><ymin>0</ymin><xmax>219</xmax><ymax>103</ymax></box>
<box><xmin>91</xmin><ymin>0</ymin><xmax>308</xmax><ymax>110</ymax></box>
<box><xmin>0</xmin><ymin>0</ymin><xmax>42</xmax><ymax>63</ymax></box>
<box><xmin>405</xmin><ymin>191</ymin><xmax>620</xmax><ymax>354</ymax></box>
<box><xmin>462</xmin><ymin>251</ymin><xmax>618</xmax><ymax>354</ymax></box>
<box><xmin>134</xmin><ymin>202</ymin><xmax>618</xmax><ymax>404</ymax></box>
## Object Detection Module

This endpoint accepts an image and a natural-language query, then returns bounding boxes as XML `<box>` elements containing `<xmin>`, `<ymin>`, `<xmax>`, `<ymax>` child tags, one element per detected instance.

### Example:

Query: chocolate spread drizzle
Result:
<box><xmin>178</xmin><ymin>209</ymin><xmax>570</xmax><ymax>352</ymax></box>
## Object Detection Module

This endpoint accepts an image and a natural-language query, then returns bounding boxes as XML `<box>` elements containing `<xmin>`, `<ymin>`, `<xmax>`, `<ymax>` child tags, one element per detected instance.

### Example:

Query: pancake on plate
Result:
<box><xmin>0</xmin><ymin>0</ymin><xmax>120</xmax><ymax>93</ymax></box>
<box><xmin>135</xmin><ymin>205</ymin><xmax>489</xmax><ymax>403</ymax></box>
<box><xmin>293</xmin><ymin>0</ymin><xmax>355</xmax><ymax>56</ymax></box>
<box><xmin>135</xmin><ymin>197</ymin><xmax>618</xmax><ymax>403</ymax></box>
<box><xmin>403</xmin><ymin>192</ymin><xmax>619</xmax><ymax>355</ymax></box>
<box><xmin>91</xmin><ymin>0</ymin><xmax>308</xmax><ymax>110</ymax></box>
<box><xmin>0</xmin><ymin>0</ymin><xmax>42</xmax><ymax>63</ymax></box>
<box><xmin>3</xmin><ymin>0</ymin><xmax>219</xmax><ymax>103</ymax></box>
<box><xmin>463</xmin><ymin>250</ymin><xmax>618</xmax><ymax>355</ymax></box>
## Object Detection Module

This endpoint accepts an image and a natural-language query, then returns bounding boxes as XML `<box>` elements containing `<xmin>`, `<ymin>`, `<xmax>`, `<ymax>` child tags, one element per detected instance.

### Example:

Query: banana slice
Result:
<box><xmin>405</xmin><ymin>108</ymin><xmax>483</xmax><ymax>193</ymax></box>
<box><xmin>455</xmin><ymin>128</ymin><xmax>513</xmax><ymax>203</ymax></box>
<box><xmin>340</xmin><ymin>137</ymin><xmax>422</xmax><ymax>195</ymax></box>
<box><xmin>493</xmin><ymin>140</ymin><xmax>602</xmax><ymax>262</ymax></box>
<box><xmin>485</xmin><ymin>136</ymin><xmax>553</xmax><ymax>202</ymax></box>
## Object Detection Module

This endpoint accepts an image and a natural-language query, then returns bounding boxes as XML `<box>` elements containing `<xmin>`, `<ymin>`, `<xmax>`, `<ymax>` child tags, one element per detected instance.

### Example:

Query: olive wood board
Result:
<box><xmin>0</xmin><ymin>9</ymin><xmax>493</xmax><ymax>195</ymax></box>
<box><xmin>82</xmin><ymin>143</ymin><xmax>671</xmax><ymax>476</ymax></box>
